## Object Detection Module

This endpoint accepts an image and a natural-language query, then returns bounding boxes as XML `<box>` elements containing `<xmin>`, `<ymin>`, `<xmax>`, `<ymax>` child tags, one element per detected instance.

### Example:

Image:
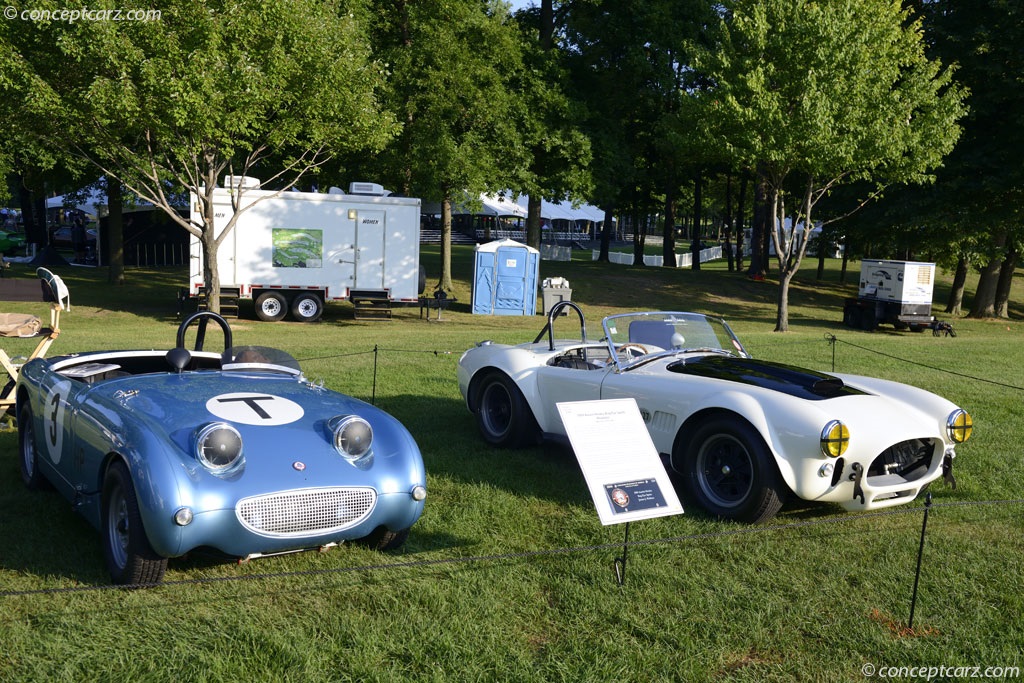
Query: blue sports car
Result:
<box><xmin>15</xmin><ymin>312</ymin><xmax>427</xmax><ymax>585</ymax></box>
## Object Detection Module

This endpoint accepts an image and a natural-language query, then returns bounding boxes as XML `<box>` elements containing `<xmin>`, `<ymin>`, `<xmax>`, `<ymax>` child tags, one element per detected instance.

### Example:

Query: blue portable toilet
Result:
<box><xmin>472</xmin><ymin>239</ymin><xmax>540</xmax><ymax>315</ymax></box>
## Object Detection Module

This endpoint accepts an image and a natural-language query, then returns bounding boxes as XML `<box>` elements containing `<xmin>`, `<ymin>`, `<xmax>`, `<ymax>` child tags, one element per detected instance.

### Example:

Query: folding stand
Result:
<box><xmin>0</xmin><ymin>268</ymin><xmax>71</xmax><ymax>425</ymax></box>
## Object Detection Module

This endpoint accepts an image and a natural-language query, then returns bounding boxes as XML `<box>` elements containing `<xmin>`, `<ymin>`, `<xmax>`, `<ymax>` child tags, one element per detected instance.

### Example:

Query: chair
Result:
<box><xmin>0</xmin><ymin>268</ymin><xmax>71</xmax><ymax>425</ymax></box>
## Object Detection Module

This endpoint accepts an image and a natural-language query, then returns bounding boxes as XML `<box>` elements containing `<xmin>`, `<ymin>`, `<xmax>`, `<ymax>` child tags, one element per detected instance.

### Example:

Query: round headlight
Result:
<box><xmin>820</xmin><ymin>420</ymin><xmax>850</xmax><ymax>458</ymax></box>
<box><xmin>331</xmin><ymin>416</ymin><xmax>373</xmax><ymax>459</ymax></box>
<box><xmin>947</xmin><ymin>409</ymin><xmax>973</xmax><ymax>443</ymax></box>
<box><xmin>195</xmin><ymin>422</ymin><xmax>244</xmax><ymax>471</ymax></box>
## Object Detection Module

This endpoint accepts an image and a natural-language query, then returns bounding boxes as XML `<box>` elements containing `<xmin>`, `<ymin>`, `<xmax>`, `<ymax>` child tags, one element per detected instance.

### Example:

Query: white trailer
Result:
<box><xmin>843</xmin><ymin>259</ymin><xmax>936</xmax><ymax>331</ymax></box>
<box><xmin>189</xmin><ymin>180</ymin><xmax>421</xmax><ymax>321</ymax></box>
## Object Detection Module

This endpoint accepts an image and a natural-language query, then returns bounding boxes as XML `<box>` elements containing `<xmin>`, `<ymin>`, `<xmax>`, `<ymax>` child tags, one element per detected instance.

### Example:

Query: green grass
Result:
<box><xmin>1</xmin><ymin>249</ymin><xmax>1022</xmax><ymax>682</ymax></box>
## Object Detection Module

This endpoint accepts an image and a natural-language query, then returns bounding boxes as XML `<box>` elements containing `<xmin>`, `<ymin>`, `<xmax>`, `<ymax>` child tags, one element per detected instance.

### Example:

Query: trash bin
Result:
<box><xmin>541</xmin><ymin>277</ymin><xmax>572</xmax><ymax>315</ymax></box>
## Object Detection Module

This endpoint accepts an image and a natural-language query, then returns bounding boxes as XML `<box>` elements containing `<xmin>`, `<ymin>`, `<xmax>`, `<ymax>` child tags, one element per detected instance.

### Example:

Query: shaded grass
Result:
<box><xmin>1</xmin><ymin>249</ymin><xmax>1022</xmax><ymax>682</ymax></box>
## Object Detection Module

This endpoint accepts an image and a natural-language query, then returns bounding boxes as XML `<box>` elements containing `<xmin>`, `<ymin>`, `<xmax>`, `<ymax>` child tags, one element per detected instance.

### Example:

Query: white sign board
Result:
<box><xmin>557</xmin><ymin>398</ymin><xmax>683</xmax><ymax>525</ymax></box>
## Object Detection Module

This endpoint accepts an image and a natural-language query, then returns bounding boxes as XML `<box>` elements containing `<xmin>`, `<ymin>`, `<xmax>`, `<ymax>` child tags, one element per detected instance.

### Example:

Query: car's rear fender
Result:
<box><xmin>463</xmin><ymin>347</ymin><xmax>553</xmax><ymax>423</ymax></box>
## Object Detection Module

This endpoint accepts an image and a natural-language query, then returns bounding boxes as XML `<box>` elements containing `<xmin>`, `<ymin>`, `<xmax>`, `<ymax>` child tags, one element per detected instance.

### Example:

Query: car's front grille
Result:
<box><xmin>236</xmin><ymin>487</ymin><xmax>377</xmax><ymax>537</ymax></box>
<box><xmin>868</xmin><ymin>438</ymin><xmax>935</xmax><ymax>481</ymax></box>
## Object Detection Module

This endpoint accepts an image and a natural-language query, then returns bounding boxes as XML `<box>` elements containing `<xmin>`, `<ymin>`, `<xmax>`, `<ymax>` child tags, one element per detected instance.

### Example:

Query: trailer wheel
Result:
<box><xmin>290</xmin><ymin>293</ymin><xmax>324</xmax><ymax>323</ymax></box>
<box><xmin>843</xmin><ymin>303</ymin><xmax>861</xmax><ymax>329</ymax></box>
<box><xmin>254</xmin><ymin>291</ymin><xmax>288</xmax><ymax>322</ymax></box>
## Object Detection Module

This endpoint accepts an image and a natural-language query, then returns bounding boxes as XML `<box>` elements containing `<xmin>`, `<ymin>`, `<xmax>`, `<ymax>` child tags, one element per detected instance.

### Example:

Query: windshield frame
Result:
<box><xmin>600</xmin><ymin>312</ymin><xmax>749</xmax><ymax>371</ymax></box>
<box><xmin>222</xmin><ymin>345</ymin><xmax>303</xmax><ymax>376</ymax></box>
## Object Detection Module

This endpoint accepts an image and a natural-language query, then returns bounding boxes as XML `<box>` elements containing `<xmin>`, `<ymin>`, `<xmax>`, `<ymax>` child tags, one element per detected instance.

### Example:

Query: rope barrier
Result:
<box><xmin>2</xmin><ymin>497</ymin><xmax>1020</xmax><ymax>600</ymax></box>
<box><xmin>825</xmin><ymin>334</ymin><xmax>1024</xmax><ymax>391</ymax></box>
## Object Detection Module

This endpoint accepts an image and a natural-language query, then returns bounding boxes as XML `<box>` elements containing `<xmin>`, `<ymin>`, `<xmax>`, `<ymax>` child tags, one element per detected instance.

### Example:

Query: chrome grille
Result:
<box><xmin>236</xmin><ymin>487</ymin><xmax>377</xmax><ymax>537</ymax></box>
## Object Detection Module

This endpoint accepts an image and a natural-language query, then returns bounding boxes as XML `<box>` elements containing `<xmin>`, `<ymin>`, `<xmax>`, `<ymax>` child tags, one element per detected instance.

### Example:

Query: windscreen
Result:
<box><xmin>601</xmin><ymin>312</ymin><xmax>748</xmax><ymax>368</ymax></box>
<box><xmin>223</xmin><ymin>345</ymin><xmax>302</xmax><ymax>374</ymax></box>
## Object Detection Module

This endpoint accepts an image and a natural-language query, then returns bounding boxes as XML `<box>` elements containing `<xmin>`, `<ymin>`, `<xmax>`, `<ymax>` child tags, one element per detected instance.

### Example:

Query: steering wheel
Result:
<box><xmin>168</xmin><ymin>311</ymin><xmax>234</xmax><ymax>372</ymax></box>
<box><xmin>616</xmin><ymin>343</ymin><xmax>650</xmax><ymax>359</ymax></box>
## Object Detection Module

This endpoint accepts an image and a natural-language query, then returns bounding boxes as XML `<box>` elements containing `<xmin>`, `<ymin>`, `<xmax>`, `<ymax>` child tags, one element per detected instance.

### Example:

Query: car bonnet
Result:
<box><xmin>665</xmin><ymin>355</ymin><xmax>868</xmax><ymax>401</ymax></box>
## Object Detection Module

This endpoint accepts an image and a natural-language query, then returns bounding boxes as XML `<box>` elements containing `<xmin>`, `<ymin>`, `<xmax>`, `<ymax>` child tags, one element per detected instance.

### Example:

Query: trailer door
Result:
<box><xmin>355</xmin><ymin>210</ymin><xmax>386</xmax><ymax>289</ymax></box>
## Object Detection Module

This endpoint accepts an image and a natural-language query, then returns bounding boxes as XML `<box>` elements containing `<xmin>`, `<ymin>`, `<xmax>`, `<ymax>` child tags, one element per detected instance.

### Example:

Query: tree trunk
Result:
<box><xmin>945</xmin><ymin>255</ymin><xmax>969</xmax><ymax>315</ymax></box>
<box><xmin>840</xmin><ymin>240</ymin><xmax>850</xmax><ymax>284</ymax></box>
<box><xmin>440</xmin><ymin>196</ymin><xmax>454</xmax><ymax>291</ymax></box>
<box><xmin>106</xmin><ymin>179</ymin><xmax>125</xmax><ymax>284</ymax></box>
<box><xmin>631</xmin><ymin>206</ymin><xmax>645</xmax><ymax>266</ymax></box>
<box><xmin>747</xmin><ymin>170</ymin><xmax>767</xmax><ymax>279</ymax></box>
<box><xmin>690</xmin><ymin>170</ymin><xmax>702</xmax><ymax>270</ymax></box>
<box><xmin>994</xmin><ymin>242</ymin><xmax>1018</xmax><ymax>318</ymax></box>
<box><xmin>202</xmin><ymin>187</ymin><xmax>221</xmax><ymax>314</ymax></box>
<box><xmin>815</xmin><ymin>229</ymin><xmax>826</xmax><ymax>280</ymax></box>
<box><xmin>735</xmin><ymin>172</ymin><xmax>747</xmax><ymax>272</ymax></box>
<box><xmin>723</xmin><ymin>174</ymin><xmax>734</xmax><ymax>272</ymax></box>
<box><xmin>662</xmin><ymin>184</ymin><xmax>676</xmax><ymax>268</ymax></box>
<box><xmin>527</xmin><ymin>196</ymin><xmax>542</xmax><ymax>249</ymax></box>
<box><xmin>597</xmin><ymin>207</ymin><xmax>612</xmax><ymax>261</ymax></box>
<box><xmin>968</xmin><ymin>232</ymin><xmax>1006</xmax><ymax>318</ymax></box>
<box><xmin>775</xmin><ymin>270</ymin><xmax>794</xmax><ymax>332</ymax></box>
<box><xmin>18</xmin><ymin>178</ymin><xmax>44</xmax><ymax>248</ymax></box>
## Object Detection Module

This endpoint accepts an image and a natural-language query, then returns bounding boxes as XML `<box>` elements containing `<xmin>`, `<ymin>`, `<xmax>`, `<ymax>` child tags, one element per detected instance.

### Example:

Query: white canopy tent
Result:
<box><xmin>45</xmin><ymin>188</ymin><xmax>110</xmax><ymax>218</ymax></box>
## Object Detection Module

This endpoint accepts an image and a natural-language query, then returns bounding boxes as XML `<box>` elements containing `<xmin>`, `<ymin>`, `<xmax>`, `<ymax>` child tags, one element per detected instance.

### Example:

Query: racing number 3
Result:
<box><xmin>48</xmin><ymin>391</ymin><xmax>60</xmax><ymax>447</ymax></box>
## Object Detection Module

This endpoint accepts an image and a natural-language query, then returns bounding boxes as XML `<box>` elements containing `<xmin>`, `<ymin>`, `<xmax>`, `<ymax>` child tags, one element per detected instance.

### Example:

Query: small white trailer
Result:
<box><xmin>843</xmin><ymin>259</ymin><xmax>936</xmax><ymax>331</ymax></box>
<box><xmin>189</xmin><ymin>180</ymin><xmax>422</xmax><ymax>321</ymax></box>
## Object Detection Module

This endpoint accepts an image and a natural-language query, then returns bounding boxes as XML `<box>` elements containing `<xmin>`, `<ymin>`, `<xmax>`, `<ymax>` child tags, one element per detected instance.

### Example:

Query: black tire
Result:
<box><xmin>357</xmin><ymin>526</ymin><xmax>409</xmax><ymax>551</ymax></box>
<box><xmin>290</xmin><ymin>293</ymin><xmax>324</xmax><ymax>323</ymax></box>
<box><xmin>860</xmin><ymin>309</ymin><xmax>876</xmax><ymax>332</ymax></box>
<box><xmin>676</xmin><ymin>416</ymin><xmax>785</xmax><ymax>523</ymax></box>
<box><xmin>101</xmin><ymin>460</ymin><xmax>167</xmax><ymax>585</ymax></box>
<box><xmin>254</xmin><ymin>291</ymin><xmax>288</xmax><ymax>322</ymax></box>
<box><xmin>845</xmin><ymin>305</ymin><xmax>861</xmax><ymax>329</ymax></box>
<box><xmin>473</xmin><ymin>372</ymin><xmax>539</xmax><ymax>448</ymax></box>
<box><xmin>18</xmin><ymin>403</ymin><xmax>47</xmax><ymax>490</ymax></box>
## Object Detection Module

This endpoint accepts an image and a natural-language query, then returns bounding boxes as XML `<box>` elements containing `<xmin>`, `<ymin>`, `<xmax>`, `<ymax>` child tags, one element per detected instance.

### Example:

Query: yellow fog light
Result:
<box><xmin>820</xmin><ymin>420</ymin><xmax>850</xmax><ymax>457</ymax></box>
<box><xmin>947</xmin><ymin>409</ymin><xmax>973</xmax><ymax>443</ymax></box>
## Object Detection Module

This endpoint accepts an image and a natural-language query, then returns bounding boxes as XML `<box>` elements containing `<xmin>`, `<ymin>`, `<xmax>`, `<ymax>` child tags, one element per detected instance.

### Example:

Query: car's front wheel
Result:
<box><xmin>18</xmin><ymin>403</ymin><xmax>46</xmax><ymax>490</ymax></box>
<box><xmin>101</xmin><ymin>460</ymin><xmax>167</xmax><ymax>586</ymax></box>
<box><xmin>357</xmin><ymin>527</ymin><xmax>409</xmax><ymax>551</ymax></box>
<box><xmin>473</xmin><ymin>372</ymin><xmax>539</xmax><ymax>448</ymax></box>
<box><xmin>677</xmin><ymin>417</ymin><xmax>785</xmax><ymax>523</ymax></box>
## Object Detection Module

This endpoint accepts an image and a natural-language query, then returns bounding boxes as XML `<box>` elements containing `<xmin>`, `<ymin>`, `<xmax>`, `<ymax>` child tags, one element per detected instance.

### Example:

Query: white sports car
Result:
<box><xmin>457</xmin><ymin>304</ymin><xmax>973</xmax><ymax>522</ymax></box>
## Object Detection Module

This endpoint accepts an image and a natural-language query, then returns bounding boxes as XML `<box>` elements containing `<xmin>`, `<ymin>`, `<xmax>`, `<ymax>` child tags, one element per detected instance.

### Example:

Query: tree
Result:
<box><xmin>19</xmin><ymin>0</ymin><xmax>392</xmax><ymax>310</ymax></box>
<box><xmin>916</xmin><ymin>0</ymin><xmax>1024</xmax><ymax>319</ymax></box>
<box><xmin>512</xmin><ymin>1</ymin><xmax>592</xmax><ymax>251</ymax></box>
<box><xmin>696</xmin><ymin>0</ymin><xmax>966</xmax><ymax>330</ymax></box>
<box><xmin>367</xmin><ymin>0</ymin><xmax>530</xmax><ymax>291</ymax></box>
<box><xmin>564</xmin><ymin>0</ymin><xmax>717</xmax><ymax>266</ymax></box>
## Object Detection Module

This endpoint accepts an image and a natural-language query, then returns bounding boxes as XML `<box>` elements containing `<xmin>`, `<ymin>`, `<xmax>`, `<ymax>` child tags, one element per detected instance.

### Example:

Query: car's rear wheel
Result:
<box><xmin>678</xmin><ymin>416</ymin><xmax>785</xmax><ymax>523</ymax></box>
<box><xmin>101</xmin><ymin>460</ymin><xmax>167</xmax><ymax>586</ymax></box>
<box><xmin>18</xmin><ymin>404</ymin><xmax>46</xmax><ymax>490</ymax></box>
<box><xmin>254</xmin><ymin>291</ymin><xmax>288</xmax><ymax>322</ymax></box>
<box><xmin>357</xmin><ymin>527</ymin><xmax>409</xmax><ymax>551</ymax></box>
<box><xmin>474</xmin><ymin>372</ymin><xmax>539</xmax><ymax>448</ymax></box>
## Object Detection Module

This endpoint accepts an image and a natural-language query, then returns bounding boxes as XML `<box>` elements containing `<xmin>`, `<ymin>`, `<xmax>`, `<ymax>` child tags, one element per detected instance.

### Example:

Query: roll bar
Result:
<box><xmin>532</xmin><ymin>300</ymin><xmax>588</xmax><ymax>358</ymax></box>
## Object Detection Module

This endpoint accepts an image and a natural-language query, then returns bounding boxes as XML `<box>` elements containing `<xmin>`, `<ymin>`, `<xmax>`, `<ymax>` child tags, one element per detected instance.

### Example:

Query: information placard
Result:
<box><xmin>557</xmin><ymin>398</ymin><xmax>683</xmax><ymax>525</ymax></box>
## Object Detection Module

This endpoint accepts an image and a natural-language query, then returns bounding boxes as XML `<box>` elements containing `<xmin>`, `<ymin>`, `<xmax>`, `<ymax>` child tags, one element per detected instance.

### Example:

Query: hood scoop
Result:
<box><xmin>667</xmin><ymin>355</ymin><xmax>867</xmax><ymax>401</ymax></box>
<box><xmin>810</xmin><ymin>377</ymin><xmax>847</xmax><ymax>398</ymax></box>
